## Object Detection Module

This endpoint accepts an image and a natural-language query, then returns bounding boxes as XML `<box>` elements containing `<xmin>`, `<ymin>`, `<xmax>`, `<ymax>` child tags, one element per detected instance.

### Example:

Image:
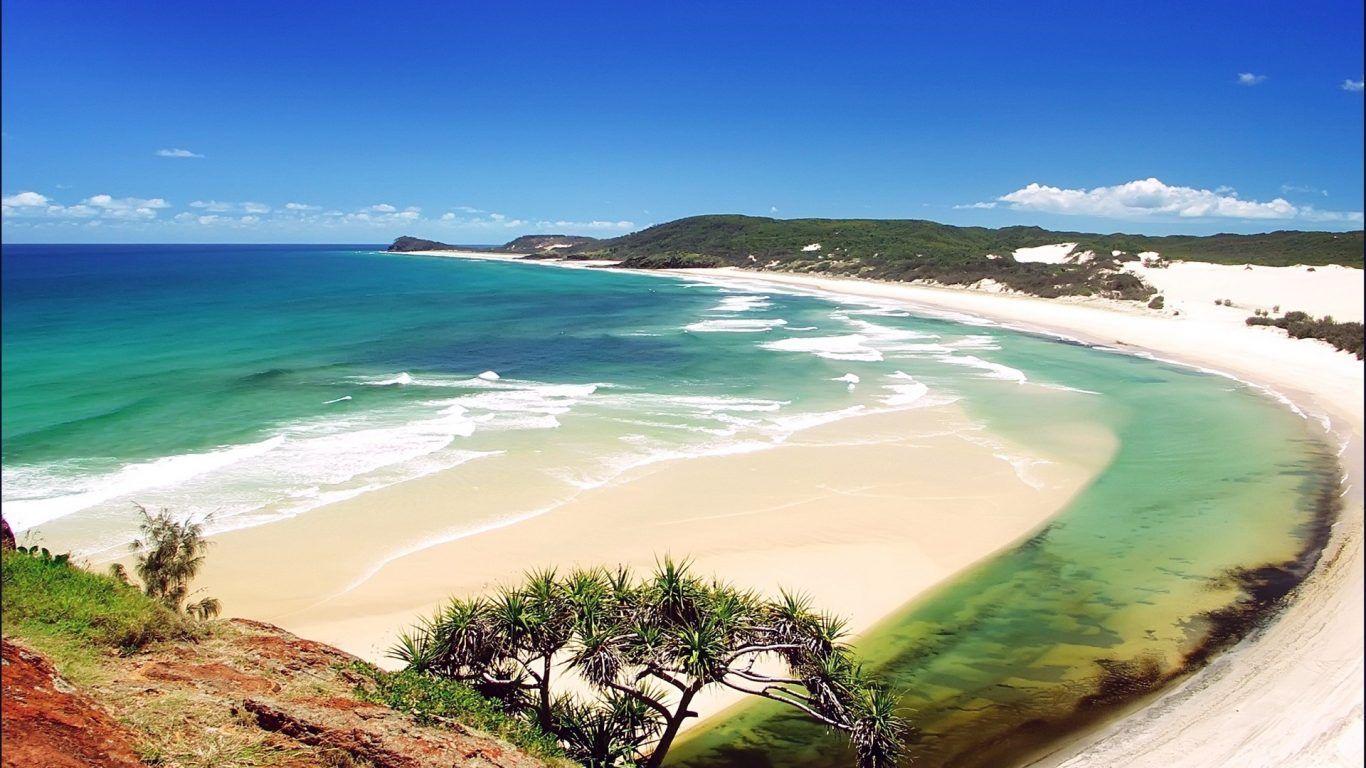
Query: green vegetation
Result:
<box><xmin>388</xmin><ymin>235</ymin><xmax>456</xmax><ymax>252</ymax></box>
<box><xmin>1130</xmin><ymin>230</ymin><xmax>1363</xmax><ymax>266</ymax></box>
<box><xmin>390</xmin><ymin>214</ymin><xmax>1359</xmax><ymax>298</ymax></box>
<box><xmin>128</xmin><ymin>505</ymin><xmax>222</xmax><ymax>620</ymax></box>
<box><xmin>355</xmin><ymin>664</ymin><xmax>568</xmax><ymax>762</ymax></box>
<box><xmin>570</xmin><ymin>214</ymin><xmax>1361</xmax><ymax>269</ymax></box>
<box><xmin>390</xmin><ymin>559</ymin><xmax>907</xmax><ymax>768</ymax></box>
<box><xmin>2</xmin><ymin>547</ymin><xmax>196</xmax><ymax>657</ymax></box>
<box><xmin>1247</xmin><ymin>311</ymin><xmax>1365</xmax><ymax>358</ymax></box>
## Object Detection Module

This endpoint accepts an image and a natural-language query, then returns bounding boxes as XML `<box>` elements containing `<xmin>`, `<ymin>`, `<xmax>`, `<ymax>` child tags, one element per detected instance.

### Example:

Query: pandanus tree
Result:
<box><xmin>391</xmin><ymin>558</ymin><xmax>908</xmax><ymax>767</ymax></box>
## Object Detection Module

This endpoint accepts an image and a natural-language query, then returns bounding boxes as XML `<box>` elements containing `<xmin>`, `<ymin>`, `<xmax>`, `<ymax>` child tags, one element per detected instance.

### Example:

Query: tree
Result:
<box><xmin>128</xmin><ymin>504</ymin><xmax>221</xmax><ymax>620</ymax></box>
<box><xmin>391</xmin><ymin>559</ymin><xmax>908</xmax><ymax>768</ymax></box>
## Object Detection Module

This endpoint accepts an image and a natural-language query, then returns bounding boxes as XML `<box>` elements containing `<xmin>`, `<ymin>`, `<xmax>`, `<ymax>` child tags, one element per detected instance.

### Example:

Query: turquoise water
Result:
<box><xmin>1</xmin><ymin>244</ymin><xmax>1079</xmax><ymax>544</ymax></box>
<box><xmin>2</xmin><ymin>244</ymin><xmax>1334</xmax><ymax>766</ymax></box>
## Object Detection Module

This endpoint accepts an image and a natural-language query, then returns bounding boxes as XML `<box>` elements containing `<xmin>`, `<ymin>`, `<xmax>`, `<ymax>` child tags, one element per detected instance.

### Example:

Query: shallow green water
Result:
<box><xmin>668</xmin><ymin>334</ymin><xmax>1337</xmax><ymax>767</ymax></box>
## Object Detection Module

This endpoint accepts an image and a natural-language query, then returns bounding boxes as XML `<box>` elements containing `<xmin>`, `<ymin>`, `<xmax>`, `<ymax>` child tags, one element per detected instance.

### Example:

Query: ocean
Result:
<box><xmin>0</xmin><ymin>244</ymin><xmax>1337</xmax><ymax>767</ymax></box>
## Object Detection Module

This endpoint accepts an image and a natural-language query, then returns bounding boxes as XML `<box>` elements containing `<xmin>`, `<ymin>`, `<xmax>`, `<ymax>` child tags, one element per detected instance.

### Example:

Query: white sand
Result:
<box><xmin>1012</xmin><ymin>243</ymin><xmax>1078</xmax><ymax>264</ymax></box>
<box><xmin>671</xmin><ymin>265</ymin><xmax>1364</xmax><ymax>768</ymax></box>
<box><xmin>1126</xmin><ymin>261</ymin><xmax>1365</xmax><ymax>322</ymax></box>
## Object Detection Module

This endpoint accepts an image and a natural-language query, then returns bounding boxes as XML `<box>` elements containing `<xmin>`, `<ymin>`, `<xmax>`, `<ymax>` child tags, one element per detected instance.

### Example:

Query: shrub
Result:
<box><xmin>1246</xmin><ymin>311</ymin><xmax>1365</xmax><ymax>358</ymax></box>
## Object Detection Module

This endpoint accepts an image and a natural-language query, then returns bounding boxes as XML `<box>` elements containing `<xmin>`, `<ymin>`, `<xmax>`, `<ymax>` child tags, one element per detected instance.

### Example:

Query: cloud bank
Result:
<box><xmin>976</xmin><ymin>178</ymin><xmax>1362</xmax><ymax>224</ymax></box>
<box><xmin>2</xmin><ymin>191</ymin><xmax>171</xmax><ymax>220</ymax></box>
<box><xmin>2</xmin><ymin>191</ymin><xmax>638</xmax><ymax>236</ymax></box>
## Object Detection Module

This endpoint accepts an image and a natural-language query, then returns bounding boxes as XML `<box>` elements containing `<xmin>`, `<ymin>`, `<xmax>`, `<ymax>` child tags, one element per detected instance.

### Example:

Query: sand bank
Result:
<box><xmin>202</xmin><ymin>403</ymin><xmax>1109</xmax><ymax>710</ymax></box>
<box><xmin>671</xmin><ymin>266</ymin><xmax>1364</xmax><ymax>768</ymax></box>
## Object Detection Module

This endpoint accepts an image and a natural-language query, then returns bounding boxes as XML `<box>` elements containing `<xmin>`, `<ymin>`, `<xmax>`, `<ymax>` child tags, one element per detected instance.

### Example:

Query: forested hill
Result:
<box><xmin>389</xmin><ymin>215</ymin><xmax>1361</xmax><ymax>300</ymax></box>
<box><xmin>549</xmin><ymin>215</ymin><xmax>1361</xmax><ymax>299</ymax></box>
<box><xmin>567</xmin><ymin>215</ymin><xmax>1363</xmax><ymax>268</ymax></box>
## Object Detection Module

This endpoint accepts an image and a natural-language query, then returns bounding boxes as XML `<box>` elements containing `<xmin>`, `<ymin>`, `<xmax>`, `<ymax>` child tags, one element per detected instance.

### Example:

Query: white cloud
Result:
<box><xmin>436</xmin><ymin>210</ymin><xmax>525</xmax><ymax>228</ymax></box>
<box><xmin>5</xmin><ymin>194</ymin><xmax>638</xmax><ymax>234</ymax></box>
<box><xmin>769</xmin><ymin>206</ymin><xmax>779</xmax><ymax>213</ymax></box>
<box><xmin>190</xmin><ymin>199</ymin><xmax>270</xmax><ymax>214</ymax></box>
<box><xmin>1280</xmin><ymin>183</ymin><xmax>1329</xmax><ymax>197</ymax></box>
<box><xmin>991</xmin><ymin>177</ymin><xmax>1361</xmax><ymax>223</ymax></box>
<box><xmin>155</xmin><ymin>148</ymin><xmax>204</xmax><ymax>158</ymax></box>
<box><xmin>1297</xmin><ymin>206</ymin><xmax>1365</xmax><ymax>224</ymax></box>
<box><xmin>533</xmin><ymin>219</ymin><xmax>636</xmax><ymax>230</ymax></box>
<box><xmin>62</xmin><ymin>194</ymin><xmax>171</xmax><ymax>220</ymax></box>
<box><xmin>1237</xmin><ymin>72</ymin><xmax>1267</xmax><ymax>86</ymax></box>
<box><xmin>432</xmin><ymin>208</ymin><xmax>629</xmax><ymax>232</ymax></box>
<box><xmin>1342</xmin><ymin>78</ymin><xmax>1365</xmax><ymax>92</ymax></box>
<box><xmin>342</xmin><ymin>204</ymin><xmax>423</xmax><ymax>225</ymax></box>
<box><xmin>952</xmin><ymin>201</ymin><xmax>997</xmax><ymax>210</ymax></box>
<box><xmin>2</xmin><ymin>191</ymin><xmax>51</xmax><ymax>209</ymax></box>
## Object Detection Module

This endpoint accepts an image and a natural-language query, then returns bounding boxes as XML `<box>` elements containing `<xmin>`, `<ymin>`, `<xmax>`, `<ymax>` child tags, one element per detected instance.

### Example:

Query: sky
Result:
<box><xmin>1</xmin><ymin>0</ymin><xmax>1362</xmax><ymax>244</ymax></box>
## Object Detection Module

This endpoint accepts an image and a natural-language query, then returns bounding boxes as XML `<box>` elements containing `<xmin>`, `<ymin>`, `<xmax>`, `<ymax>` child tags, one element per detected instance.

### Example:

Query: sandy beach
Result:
<box><xmin>203</xmin><ymin>401</ymin><xmax>1109</xmax><ymax>661</ymax></box>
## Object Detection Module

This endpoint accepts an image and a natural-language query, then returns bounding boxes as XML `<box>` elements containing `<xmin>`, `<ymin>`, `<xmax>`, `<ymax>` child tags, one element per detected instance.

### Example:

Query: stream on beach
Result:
<box><xmin>668</xmin><ymin>336</ymin><xmax>1339</xmax><ymax>767</ymax></box>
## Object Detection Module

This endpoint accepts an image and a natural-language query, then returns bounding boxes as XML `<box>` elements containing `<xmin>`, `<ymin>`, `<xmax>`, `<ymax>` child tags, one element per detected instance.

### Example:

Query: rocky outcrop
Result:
<box><xmin>388</xmin><ymin>236</ymin><xmax>458</xmax><ymax>252</ymax></box>
<box><xmin>1</xmin><ymin>639</ymin><xmax>146</xmax><ymax>768</ymax></box>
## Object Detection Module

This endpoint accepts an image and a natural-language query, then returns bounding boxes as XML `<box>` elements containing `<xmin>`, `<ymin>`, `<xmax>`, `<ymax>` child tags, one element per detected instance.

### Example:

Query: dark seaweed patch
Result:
<box><xmin>941</xmin><ymin>449</ymin><xmax>1343</xmax><ymax>768</ymax></box>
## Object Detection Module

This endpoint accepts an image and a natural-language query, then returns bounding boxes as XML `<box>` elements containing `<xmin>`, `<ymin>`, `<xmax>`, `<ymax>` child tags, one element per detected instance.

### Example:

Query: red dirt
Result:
<box><xmin>138</xmin><ymin>659</ymin><xmax>280</xmax><ymax>694</ymax></box>
<box><xmin>1</xmin><ymin>639</ymin><xmax>147</xmax><ymax>768</ymax></box>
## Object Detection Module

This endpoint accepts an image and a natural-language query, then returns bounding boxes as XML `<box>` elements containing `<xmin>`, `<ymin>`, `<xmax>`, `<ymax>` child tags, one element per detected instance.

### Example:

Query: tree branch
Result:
<box><xmin>605</xmin><ymin>681</ymin><xmax>675</xmax><ymax>720</ymax></box>
<box><xmin>724</xmin><ymin>643</ymin><xmax>803</xmax><ymax>663</ymax></box>
<box><xmin>639</xmin><ymin>666</ymin><xmax>690</xmax><ymax>692</ymax></box>
<box><xmin>726</xmin><ymin>668</ymin><xmax>804</xmax><ymax>686</ymax></box>
<box><xmin>719</xmin><ymin>680</ymin><xmax>847</xmax><ymax>730</ymax></box>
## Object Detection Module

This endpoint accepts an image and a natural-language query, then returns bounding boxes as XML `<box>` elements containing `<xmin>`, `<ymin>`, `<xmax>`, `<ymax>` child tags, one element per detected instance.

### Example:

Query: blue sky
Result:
<box><xmin>2</xmin><ymin>0</ymin><xmax>1362</xmax><ymax>243</ymax></box>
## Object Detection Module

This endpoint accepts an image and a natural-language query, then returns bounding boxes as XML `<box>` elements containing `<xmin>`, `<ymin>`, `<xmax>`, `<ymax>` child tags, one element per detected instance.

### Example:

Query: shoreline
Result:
<box><xmin>665</xmin><ymin>266</ymin><xmax>1364</xmax><ymax>768</ymax></box>
<box><xmin>386</xmin><ymin>250</ymin><xmax>1362</xmax><ymax>764</ymax></box>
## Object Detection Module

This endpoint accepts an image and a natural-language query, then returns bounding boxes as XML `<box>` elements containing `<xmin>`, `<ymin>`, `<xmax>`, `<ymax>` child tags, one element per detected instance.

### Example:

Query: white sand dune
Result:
<box><xmin>1011</xmin><ymin>242</ymin><xmax>1078</xmax><ymax>264</ymax></box>
<box><xmin>1128</xmin><ymin>261</ymin><xmax>1365</xmax><ymax>322</ymax></box>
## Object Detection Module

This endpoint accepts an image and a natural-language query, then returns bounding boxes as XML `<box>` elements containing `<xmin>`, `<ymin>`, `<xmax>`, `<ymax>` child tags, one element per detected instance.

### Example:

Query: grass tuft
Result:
<box><xmin>2</xmin><ymin>549</ymin><xmax>197</xmax><ymax>656</ymax></box>
<box><xmin>352</xmin><ymin>664</ymin><xmax>566</xmax><ymax>762</ymax></box>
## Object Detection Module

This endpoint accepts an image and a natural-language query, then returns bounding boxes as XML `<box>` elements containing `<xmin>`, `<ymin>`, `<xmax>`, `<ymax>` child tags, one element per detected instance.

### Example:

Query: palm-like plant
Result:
<box><xmin>392</xmin><ymin>556</ymin><xmax>909</xmax><ymax>768</ymax></box>
<box><xmin>127</xmin><ymin>504</ymin><xmax>222</xmax><ymax>621</ymax></box>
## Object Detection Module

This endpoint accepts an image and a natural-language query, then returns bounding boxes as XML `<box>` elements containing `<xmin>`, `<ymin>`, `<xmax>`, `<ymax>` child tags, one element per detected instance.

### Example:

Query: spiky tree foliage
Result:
<box><xmin>127</xmin><ymin>504</ymin><xmax>221</xmax><ymax>620</ymax></box>
<box><xmin>392</xmin><ymin>558</ymin><xmax>909</xmax><ymax>768</ymax></box>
